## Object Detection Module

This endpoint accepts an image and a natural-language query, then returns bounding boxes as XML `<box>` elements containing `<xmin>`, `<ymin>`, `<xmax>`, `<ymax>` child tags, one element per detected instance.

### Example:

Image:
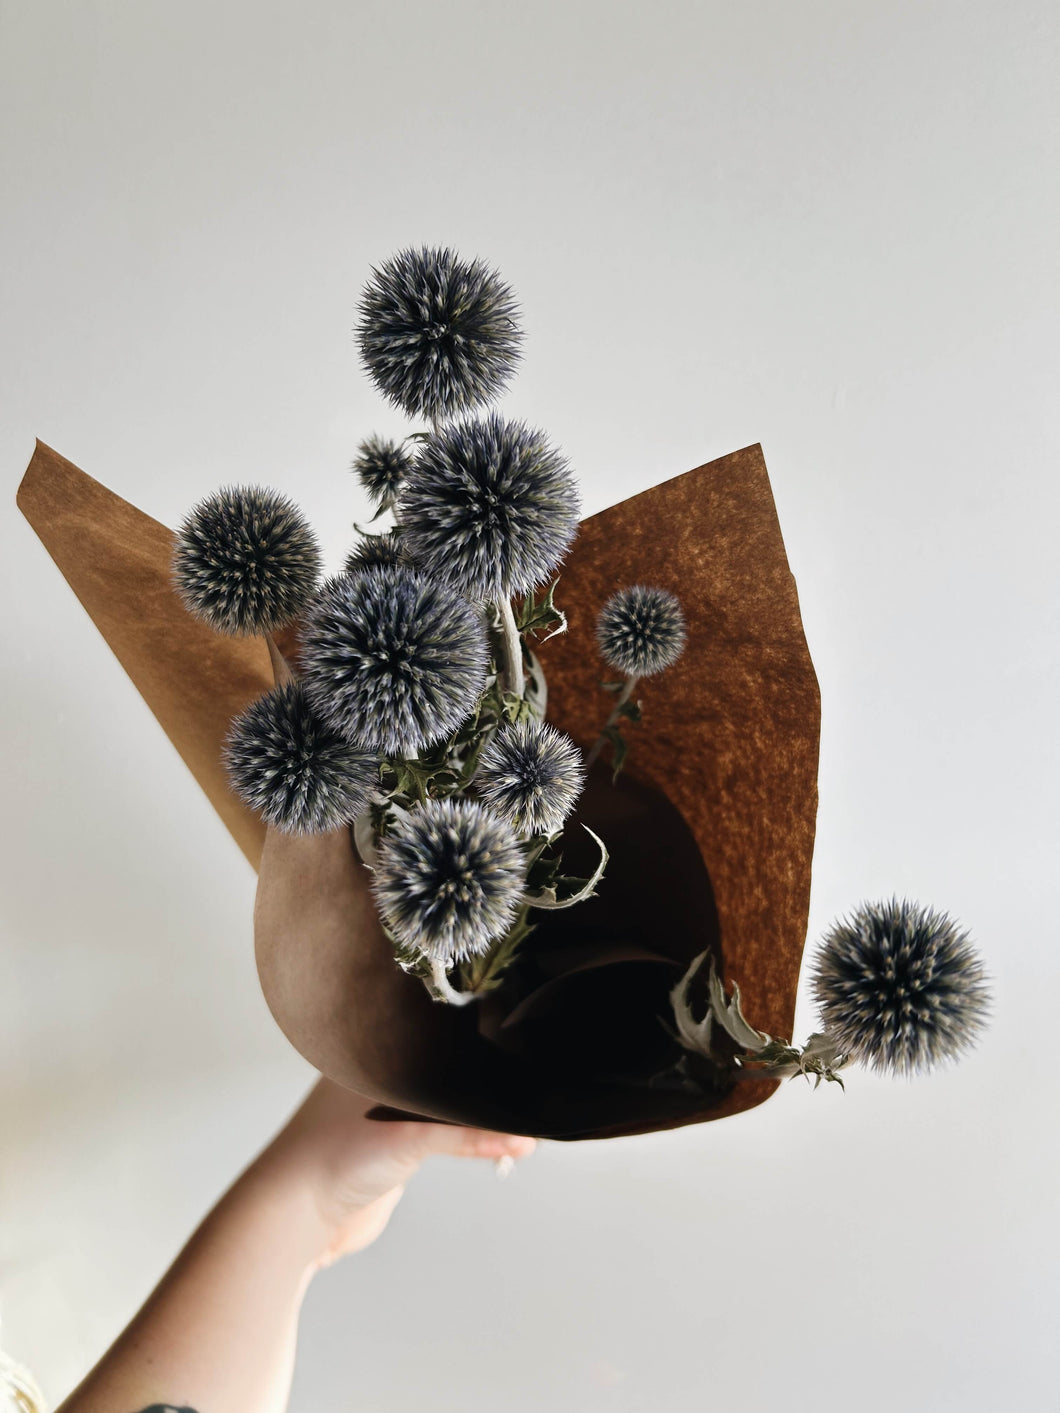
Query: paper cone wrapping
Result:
<box><xmin>18</xmin><ymin>440</ymin><xmax>820</xmax><ymax>1139</ymax></box>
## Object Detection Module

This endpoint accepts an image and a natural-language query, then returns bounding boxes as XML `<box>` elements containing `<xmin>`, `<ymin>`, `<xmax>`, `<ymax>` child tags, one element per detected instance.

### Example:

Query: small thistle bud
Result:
<box><xmin>224</xmin><ymin>682</ymin><xmax>378</xmax><ymax>834</ymax></box>
<box><xmin>373</xmin><ymin>798</ymin><xmax>525</xmax><ymax>965</ymax></box>
<box><xmin>812</xmin><ymin>899</ymin><xmax>991</xmax><ymax>1076</ymax></box>
<box><xmin>172</xmin><ymin>486</ymin><xmax>321</xmax><ymax>636</ymax></box>
<box><xmin>357</xmin><ymin>246</ymin><xmax>522</xmax><ymax>424</ymax></box>
<box><xmin>476</xmin><ymin>719</ymin><xmax>585</xmax><ymax>837</ymax></box>
<box><xmin>300</xmin><ymin>565</ymin><xmax>488</xmax><ymax>757</ymax></box>
<box><xmin>351</xmin><ymin>434</ymin><xmax>413</xmax><ymax>509</ymax></box>
<box><xmin>399</xmin><ymin>412</ymin><xmax>581</xmax><ymax>602</ymax></box>
<box><xmin>344</xmin><ymin>530</ymin><xmax>404</xmax><ymax>574</ymax></box>
<box><xmin>596</xmin><ymin>584</ymin><xmax>687</xmax><ymax>677</ymax></box>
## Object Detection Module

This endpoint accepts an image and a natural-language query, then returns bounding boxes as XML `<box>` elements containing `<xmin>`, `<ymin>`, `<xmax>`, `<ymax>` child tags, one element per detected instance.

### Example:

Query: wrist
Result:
<box><xmin>233</xmin><ymin>1145</ymin><xmax>337</xmax><ymax>1282</ymax></box>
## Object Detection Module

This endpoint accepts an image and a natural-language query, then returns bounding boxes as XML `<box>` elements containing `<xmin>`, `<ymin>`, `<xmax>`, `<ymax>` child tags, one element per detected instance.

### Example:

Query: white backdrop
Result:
<box><xmin>2</xmin><ymin>2</ymin><xmax>1057</xmax><ymax>1409</ymax></box>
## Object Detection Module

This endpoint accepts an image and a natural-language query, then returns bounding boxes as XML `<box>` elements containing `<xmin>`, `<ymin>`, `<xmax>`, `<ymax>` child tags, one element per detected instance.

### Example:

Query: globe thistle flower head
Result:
<box><xmin>351</xmin><ymin>434</ymin><xmax>413</xmax><ymax>508</ymax></box>
<box><xmin>300</xmin><ymin>565</ymin><xmax>488</xmax><ymax>757</ymax></box>
<box><xmin>596</xmin><ymin>584</ymin><xmax>687</xmax><ymax>678</ymax></box>
<box><xmin>476</xmin><ymin>719</ymin><xmax>585</xmax><ymax>837</ymax></box>
<box><xmin>398</xmin><ymin>413</ymin><xmax>581</xmax><ymax>602</ymax></box>
<box><xmin>344</xmin><ymin>530</ymin><xmax>404</xmax><ymax>574</ymax></box>
<box><xmin>357</xmin><ymin>246</ymin><xmax>522</xmax><ymax>424</ymax></box>
<box><xmin>812</xmin><ymin>898</ymin><xmax>991</xmax><ymax>1077</ymax></box>
<box><xmin>373</xmin><ymin>798</ymin><xmax>525</xmax><ymax>965</ymax></box>
<box><xmin>172</xmin><ymin>486</ymin><xmax>322</xmax><ymax>636</ymax></box>
<box><xmin>224</xmin><ymin>682</ymin><xmax>378</xmax><ymax>834</ymax></box>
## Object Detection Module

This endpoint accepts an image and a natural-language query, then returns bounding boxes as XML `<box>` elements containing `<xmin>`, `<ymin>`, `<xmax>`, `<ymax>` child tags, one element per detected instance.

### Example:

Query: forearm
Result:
<box><xmin>54</xmin><ymin>1080</ymin><xmax>534</xmax><ymax>1413</ymax></box>
<box><xmin>56</xmin><ymin>1150</ymin><xmax>328</xmax><ymax>1413</ymax></box>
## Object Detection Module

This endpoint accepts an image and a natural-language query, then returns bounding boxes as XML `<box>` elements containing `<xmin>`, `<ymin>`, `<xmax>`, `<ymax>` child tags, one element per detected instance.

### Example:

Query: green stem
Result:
<box><xmin>585</xmin><ymin>674</ymin><xmax>639</xmax><ymax>769</ymax></box>
<box><xmin>459</xmin><ymin>902</ymin><xmax>535</xmax><ymax>995</ymax></box>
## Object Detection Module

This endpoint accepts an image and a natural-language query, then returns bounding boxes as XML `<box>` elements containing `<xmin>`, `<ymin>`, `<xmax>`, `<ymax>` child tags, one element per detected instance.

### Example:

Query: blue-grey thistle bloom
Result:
<box><xmin>596</xmin><ymin>584</ymin><xmax>687</xmax><ymax>678</ymax></box>
<box><xmin>344</xmin><ymin>530</ymin><xmax>405</xmax><ymax>575</ymax></box>
<box><xmin>357</xmin><ymin>247</ymin><xmax>522</xmax><ymax>424</ymax></box>
<box><xmin>351</xmin><ymin>434</ymin><xmax>413</xmax><ymax>508</ymax></box>
<box><xmin>812</xmin><ymin>899</ymin><xmax>991</xmax><ymax>1076</ymax></box>
<box><xmin>300</xmin><ymin>565</ymin><xmax>488</xmax><ymax>757</ymax></box>
<box><xmin>398</xmin><ymin>413</ymin><xmax>581</xmax><ymax>602</ymax></box>
<box><xmin>373</xmin><ymin>798</ymin><xmax>525</xmax><ymax>964</ymax></box>
<box><xmin>476</xmin><ymin>719</ymin><xmax>585</xmax><ymax>837</ymax></box>
<box><xmin>224</xmin><ymin>682</ymin><xmax>378</xmax><ymax>834</ymax></box>
<box><xmin>172</xmin><ymin>486</ymin><xmax>321</xmax><ymax>636</ymax></box>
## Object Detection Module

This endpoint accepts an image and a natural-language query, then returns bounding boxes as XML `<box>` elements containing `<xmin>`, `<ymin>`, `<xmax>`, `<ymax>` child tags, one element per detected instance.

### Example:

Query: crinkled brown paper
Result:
<box><xmin>18</xmin><ymin>440</ymin><xmax>820</xmax><ymax>1139</ymax></box>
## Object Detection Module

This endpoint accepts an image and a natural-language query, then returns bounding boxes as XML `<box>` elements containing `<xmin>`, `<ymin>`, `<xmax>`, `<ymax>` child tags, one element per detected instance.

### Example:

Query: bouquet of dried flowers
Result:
<box><xmin>167</xmin><ymin>246</ymin><xmax>991</xmax><ymax>1106</ymax></box>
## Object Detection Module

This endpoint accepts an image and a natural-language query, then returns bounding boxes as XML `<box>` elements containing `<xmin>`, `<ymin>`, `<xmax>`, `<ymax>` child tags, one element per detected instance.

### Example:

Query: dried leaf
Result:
<box><xmin>517</xmin><ymin>579</ymin><xmax>567</xmax><ymax>641</ymax></box>
<box><xmin>707</xmin><ymin>967</ymin><xmax>772</xmax><ymax>1053</ymax></box>
<box><xmin>602</xmin><ymin>724</ymin><xmax>629</xmax><ymax>781</ymax></box>
<box><xmin>526</xmin><ymin>826</ymin><xmax>608</xmax><ymax>910</ymax></box>
<box><xmin>669</xmin><ymin>950</ymin><xmax>716</xmax><ymax>1054</ymax></box>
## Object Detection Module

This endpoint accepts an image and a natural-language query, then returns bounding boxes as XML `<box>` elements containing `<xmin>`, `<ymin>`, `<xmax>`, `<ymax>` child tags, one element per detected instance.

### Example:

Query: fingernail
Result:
<box><xmin>504</xmin><ymin>1135</ymin><xmax>536</xmax><ymax>1159</ymax></box>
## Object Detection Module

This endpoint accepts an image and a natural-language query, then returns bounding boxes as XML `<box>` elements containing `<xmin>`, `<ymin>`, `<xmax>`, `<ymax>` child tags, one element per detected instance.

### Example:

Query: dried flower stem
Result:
<box><xmin>585</xmin><ymin>675</ymin><xmax>639</xmax><ymax>769</ymax></box>
<box><xmin>496</xmin><ymin>597</ymin><xmax>526</xmax><ymax>699</ymax></box>
<box><xmin>429</xmin><ymin>958</ymin><xmax>476</xmax><ymax>1006</ymax></box>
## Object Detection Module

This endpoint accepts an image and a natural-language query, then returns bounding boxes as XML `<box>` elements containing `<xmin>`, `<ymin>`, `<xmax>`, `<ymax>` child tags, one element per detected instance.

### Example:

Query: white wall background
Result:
<box><xmin>2</xmin><ymin>1</ymin><xmax>1058</xmax><ymax>1408</ymax></box>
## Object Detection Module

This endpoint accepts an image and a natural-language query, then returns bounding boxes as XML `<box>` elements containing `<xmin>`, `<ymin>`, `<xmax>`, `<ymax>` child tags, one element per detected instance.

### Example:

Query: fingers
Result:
<box><xmin>402</xmin><ymin>1122</ymin><xmax>537</xmax><ymax>1162</ymax></box>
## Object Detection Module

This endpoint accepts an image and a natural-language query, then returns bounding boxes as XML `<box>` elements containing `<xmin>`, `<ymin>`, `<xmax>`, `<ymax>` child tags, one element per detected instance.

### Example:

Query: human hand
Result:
<box><xmin>254</xmin><ymin>1079</ymin><xmax>536</xmax><ymax>1269</ymax></box>
<box><xmin>54</xmin><ymin>1082</ymin><xmax>532</xmax><ymax>1413</ymax></box>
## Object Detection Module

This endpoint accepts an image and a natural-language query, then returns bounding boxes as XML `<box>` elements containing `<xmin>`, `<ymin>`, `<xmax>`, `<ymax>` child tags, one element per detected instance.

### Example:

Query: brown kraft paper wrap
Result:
<box><xmin>17</xmin><ymin>439</ymin><xmax>821</xmax><ymax>1140</ymax></box>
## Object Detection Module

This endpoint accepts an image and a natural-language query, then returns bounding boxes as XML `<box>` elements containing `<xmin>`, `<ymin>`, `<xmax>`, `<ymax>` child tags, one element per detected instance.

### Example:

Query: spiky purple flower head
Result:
<box><xmin>344</xmin><ymin>529</ymin><xmax>405</xmax><ymax>575</ymax></box>
<box><xmin>812</xmin><ymin>898</ymin><xmax>991</xmax><ymax>1076</ymax></box>
<box><xmin>357</xmin><ymin>247</ymin><xmax>522</xmax><ymax>424</ymax></box>
<box><xmin>398</xmin><ymin>413</ymin><xmax>580</xmax><ymax>602</ymax></box>
<box><xmin>172</xmin><ymin>486</ymin><xmax>321</xmax><ymax>636</ymax></box>
<box><xmin>596</xmin><ymin>584</ymin><xmax>687</xmax><ymax>678</ymax></box>
<box><xmin>351</xmin><ymin>434</ymin><xmax>413</xmax><ymax>509</ymax></box>
<box><xmin>224</xmin><ymin>682</ymin><xmax>378</xmax><ymax>834</ymax></box>
<box><xmin>300</xmin><ymin>565</ymin><xmax>488</xmax><ymax>758</ymax></box>
<box><xmin>476</xmin><ymin>719</ymin><xmax>585</xmax><ymax>837</ymax></box>
<box><xmin>373</xmin><ymin>798</ymin><xmax>525</xmax><ymax>965</ymax></box>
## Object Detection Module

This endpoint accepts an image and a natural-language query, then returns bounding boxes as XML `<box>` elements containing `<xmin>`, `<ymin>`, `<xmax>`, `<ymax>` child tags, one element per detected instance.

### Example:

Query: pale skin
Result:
<box><xmin>56</xmin><ymin>1080</ymin><xmax>536</xmax><ymax>1413</ymax></box>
